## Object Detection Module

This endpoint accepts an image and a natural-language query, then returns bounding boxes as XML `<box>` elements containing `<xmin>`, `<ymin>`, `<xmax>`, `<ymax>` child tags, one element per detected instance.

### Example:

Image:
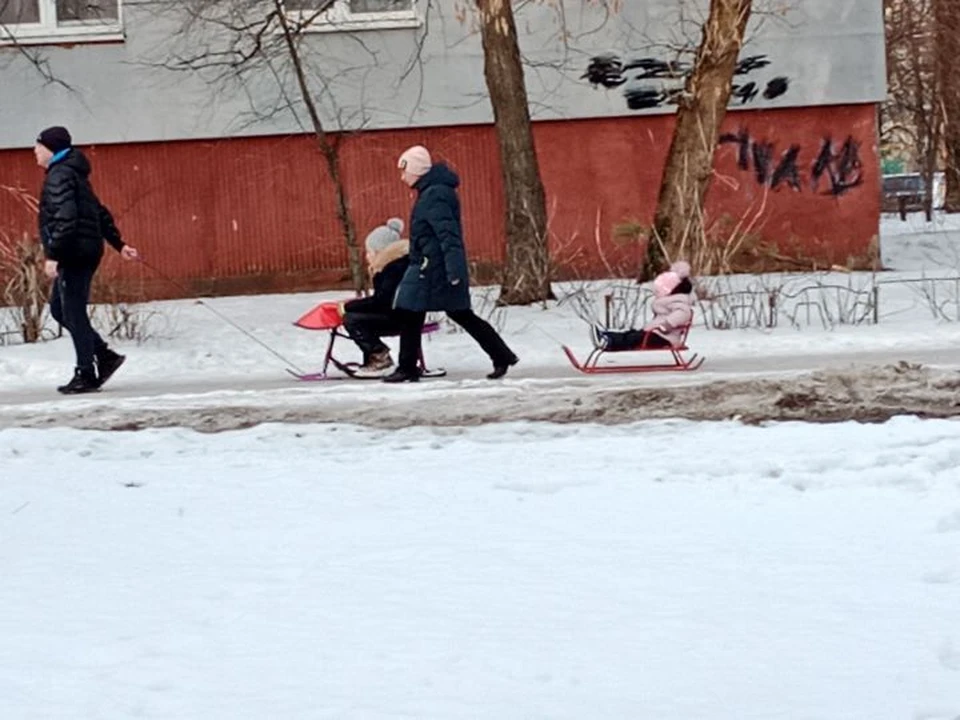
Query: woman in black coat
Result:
<box><xmin>384</xmin><ymin>145</ymin><xmax>518</xmax><ymax>383</ymax></box>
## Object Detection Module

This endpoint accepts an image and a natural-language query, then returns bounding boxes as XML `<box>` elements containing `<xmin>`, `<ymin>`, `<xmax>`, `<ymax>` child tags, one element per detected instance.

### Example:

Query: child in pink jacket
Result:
<box><xmin>592</xmin><ymin>261</ymin><xmax>695</xmax><ymax>350</ymax></box>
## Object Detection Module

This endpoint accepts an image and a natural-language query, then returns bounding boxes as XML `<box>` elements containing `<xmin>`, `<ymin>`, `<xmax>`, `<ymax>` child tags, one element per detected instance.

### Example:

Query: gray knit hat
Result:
<box><xmin>365</xmin><ymin>218</ymin><xmax>404</xmax><ymax>252</ymax></box>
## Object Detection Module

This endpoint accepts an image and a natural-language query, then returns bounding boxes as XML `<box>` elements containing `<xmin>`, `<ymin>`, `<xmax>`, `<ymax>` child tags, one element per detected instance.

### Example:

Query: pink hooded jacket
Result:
<box><xmin>642</xmin><ymin>261</ymin><xmax>694</xmax><ymax>346</ymax></box>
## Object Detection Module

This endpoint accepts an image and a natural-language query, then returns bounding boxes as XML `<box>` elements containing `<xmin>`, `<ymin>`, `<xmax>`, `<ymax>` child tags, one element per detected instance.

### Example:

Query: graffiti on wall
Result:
<box><xmin>719</xmin><ymin>129</ymin><xmax>864</xmax><ymax>197</ymax></box>
<box><xmin>582</xmin><ymin>53</ymin><xmax>790</xmax><ymax>111</ymax></box>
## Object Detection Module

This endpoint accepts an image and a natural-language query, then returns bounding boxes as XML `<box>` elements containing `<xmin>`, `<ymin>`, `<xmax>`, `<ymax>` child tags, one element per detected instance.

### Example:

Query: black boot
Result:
<box><xmin>96</xmin><ymin>348</ymin><xmax>126</xmax><ymax>387</ymax></box>
<box><xmin>382</xmin><ymin>367</ymin><xmax>421</xmax><ymax>383</ymax></box>
<box><xmin>57</xmin><ymin>367</ymin><xmax>101</xmax><ymax>395</ymax></box>
<box><xmin>487</xmin><ymin>354</ymin><xmax>519</xmax><ymax>380</ymax></box>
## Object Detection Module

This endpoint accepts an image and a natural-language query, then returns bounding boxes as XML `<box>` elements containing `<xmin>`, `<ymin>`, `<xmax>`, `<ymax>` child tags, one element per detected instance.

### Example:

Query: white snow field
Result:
<box><xmin>2</xmin><ymin>418</ymin><xmax>960</xmax><ymax>720</ymax></box>
<box><xmin>881</xmin><ymin>211</ymin><xmax>960</xmax><ymax>270</ymax></box>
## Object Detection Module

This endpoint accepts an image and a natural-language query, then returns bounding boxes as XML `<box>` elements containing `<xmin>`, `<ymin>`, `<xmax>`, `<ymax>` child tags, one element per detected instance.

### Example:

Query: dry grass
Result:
<box><xmin>1</xmin><ymin>186</ymin><xmax>47</xmax><ymax>344</ymax></box>
<box><xmin>1</xmin><ymin>231</ymin><xmax>48</xmax><ymax>344</ymax></box>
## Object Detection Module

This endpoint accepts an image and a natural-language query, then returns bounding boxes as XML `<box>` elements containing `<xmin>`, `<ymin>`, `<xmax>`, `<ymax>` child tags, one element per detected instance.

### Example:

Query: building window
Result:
<box><xmin>0</xmin><ymin>0</ymin><xmax>123</xmax><ymax>44</ymax></box>
<box><xmin>286</xmin><ymin>0</ymin><xmax>419</xmax><ymax>32</ymax></box>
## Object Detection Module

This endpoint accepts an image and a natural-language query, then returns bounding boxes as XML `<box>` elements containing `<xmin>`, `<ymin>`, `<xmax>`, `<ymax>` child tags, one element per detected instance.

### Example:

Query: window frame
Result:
<box><xmin>0</xmin><ymin>0</ymin><xmax>124</xmax><ymax>46</ymax></box>
<box><xmin>289</xmin><ymin>0</ymin><xmax>420</xmax><ymax>33</ymax></box>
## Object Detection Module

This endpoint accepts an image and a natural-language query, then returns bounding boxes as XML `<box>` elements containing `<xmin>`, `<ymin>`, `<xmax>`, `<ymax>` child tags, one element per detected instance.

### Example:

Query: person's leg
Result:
<box><xmin>343</xmin><ymin>311</ymin><xmax>392</xmax><ymax>363</ymax></box>
<box><xmin>49</xmin><ymin>274</ymin><xmax>64</xmax><ymax>329</ymax></box>
<box><xmin>601</xmin><ymin>329</ymin><xmax>671</xmax><ymax>351</ymax></box>
<box><xmin>58</xmin><ymin>267</ymin><xmax>97</xmax><ymax>373</ymax></box>
<box><xmin>446</xmin><ymin>309</ymin><xmax>518</xmax><ymax>375</ymax></box>
<box><xmin>383</xmin><ymin>310</ymin><xmax>426</xmax><ymax>382</ymax></box>
<box><xmin>54</xmin><ymin>266</ymin><xmax>100</xmax><ymax>392</ymax></box>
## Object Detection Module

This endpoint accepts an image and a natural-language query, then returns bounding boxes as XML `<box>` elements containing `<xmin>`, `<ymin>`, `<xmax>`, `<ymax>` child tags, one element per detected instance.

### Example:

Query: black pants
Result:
<box><xmin>603</xmin><ymin>329</ymin><xmax>671</xmax><ymax>352</ymax></box>
<box><xmin>342</xmin><ymin>311</ymin><xmax>399</xmax><ymax>362</ymax></box>
<box><xmin>397</xmin><ymin>309</ymin><xmax>515</xmax><ymax>373</ymax></box>
<box><xmin>49</xmin><ymin>265</ymin><xmax>107</xmax><ymax>372</ymax></box>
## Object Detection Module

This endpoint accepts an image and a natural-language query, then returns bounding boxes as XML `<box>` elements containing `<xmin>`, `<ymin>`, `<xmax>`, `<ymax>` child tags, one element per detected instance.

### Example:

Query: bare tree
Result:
<box><xmin>147</xmin><ymin>0</ymin><xmax>372</xmax><ymax>290</ymax></box>
<box><xmin>0</xmin><ymin>1</ymin><xmax>76</xmax><ymax>91</ymax></box>
<box><xmin>882</xmin><ymin>0</ymin><xmax>960</xmax><ymax>216</ymax></box>
<box><xmin>475</xmin><ymin>0</ymin><xmax>552</xmax><ymax>306</ymax></box>
<box><xmin>453</xmin><ymin>0</ymin><xmax>622</xmax><ymax>304</ymax></box>
<box><xmin>935</xmin><ymin>0</ymin><xmax>960</xmax><ymax>212</ymax></box>
<box><xmin>645</xmin><ymin>0</ymin><xmax>753</xmax><ymax>280</ymax></box>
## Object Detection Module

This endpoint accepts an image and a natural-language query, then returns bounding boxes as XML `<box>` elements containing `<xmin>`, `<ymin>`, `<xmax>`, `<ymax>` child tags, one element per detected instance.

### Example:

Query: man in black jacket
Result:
<box><xmin>35</xmin><ymin>126</ymin><xmax>139</xmax><ymax>394</ymax></box>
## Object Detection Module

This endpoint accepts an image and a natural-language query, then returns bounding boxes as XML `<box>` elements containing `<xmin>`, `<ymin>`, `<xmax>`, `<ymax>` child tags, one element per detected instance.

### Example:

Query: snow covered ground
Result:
<box><xmin>2</xmin><ymin>418</ymin><xmax>959</xmax><ymax>719</ymax></box>
<box><xmin>0</xmin><ymin>210</ymin><xmax>957</xmax><ymax>403</ymax></box>
<box><xmin>5</xmin><ymin>262</ymin><xmax>960</xmax><ymax>430</ymax></box>
<box><xmin>881</xmin><ymin>211</ymin><xmax>960</xmax><ymax>271</ymax></box>
<box><xmin>0</xmin><ymin>214</ymin><xmax>958</xmax><ymax>409</ymax></box>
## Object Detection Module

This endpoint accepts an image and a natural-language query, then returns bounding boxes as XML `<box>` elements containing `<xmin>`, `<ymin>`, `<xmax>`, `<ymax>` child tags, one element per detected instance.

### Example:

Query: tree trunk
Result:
<box><xmin>645</xmin><ymin>0</ymin><xmax>753</xmax><ymax>280</ymax></box>
<box><xmin>274</xmin><ymin>0</ymin><xmax>364</xmax><ymax>291</ymax></box>
<box><xmin>476</xmin><ymin>0</ymin><xmax>553</xmax><ymax>305</ymax></box>
<box><xmin>945</xmin><ymin>123</ymin><xmax>960</xmax><ymax>212</ymax></box>
<box><xmin>938</xmin><ymin>0</ymin><xmax>960</xmax><ymax>212</ymax></box>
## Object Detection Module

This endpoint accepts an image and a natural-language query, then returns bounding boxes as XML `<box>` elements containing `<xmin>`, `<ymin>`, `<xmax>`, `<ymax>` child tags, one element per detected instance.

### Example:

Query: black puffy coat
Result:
<box><xmin>394</xmin><ymin>164</ymin><xmax>471</xmax><ymax>313</ymax></box>
<box><xmin>38</xmin><ymin>149</ymin><xmax>123</xmax><ymax>269</ymax></box>
<box><xmin>343</xmin><ymin>255</ymin><xmax>408</xmax><ymax>316</ymax></box>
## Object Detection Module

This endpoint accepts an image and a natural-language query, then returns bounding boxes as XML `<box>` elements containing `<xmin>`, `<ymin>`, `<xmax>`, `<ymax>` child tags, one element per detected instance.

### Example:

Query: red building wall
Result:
<box><xmin>0</xmin><ymin>104</ymin><xmax>879</xmax><ymax>300</ymax></box>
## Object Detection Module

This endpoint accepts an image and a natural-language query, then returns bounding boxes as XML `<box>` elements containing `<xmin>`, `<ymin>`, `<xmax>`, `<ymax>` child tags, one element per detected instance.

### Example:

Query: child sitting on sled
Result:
<box><xmin>341</xmin><ymin>218</ymin><xmax>410</xmax><ymax>377</ymax></box>
<box><xmin>592</xmin><ymin>261</ymin><xmax>695</xmax><ymax>351</ymax></box>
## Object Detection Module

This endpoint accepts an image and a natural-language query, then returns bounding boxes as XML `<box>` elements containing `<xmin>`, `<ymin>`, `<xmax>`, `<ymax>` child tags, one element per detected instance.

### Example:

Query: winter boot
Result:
<box><xmin>96</xmin><ymin>348</ymin><xmax>126</xmax><ymax>388</ymax></box>
<box><xmin>590</xmin><ymin>324</ymin><xmax>609</xmax><ymax>350</ymax></box>
<box><xmin>382</xmin><ymin>367</ymin><xmax>421</xmax><ymax>383</ymax></box>
<box><xmin>353</xmin><ymin>350</ymin><xmax>394</xmax><ymax>379</ymax></box>
<box><xmin>57</xmin><ymin>367</ymin><xmax>101</xmax><ymax>395</ymax></box>
<box><xmin>487</xmin><ymin>354</ymin><xmax>519</xmax><ymax>380</ymax></box>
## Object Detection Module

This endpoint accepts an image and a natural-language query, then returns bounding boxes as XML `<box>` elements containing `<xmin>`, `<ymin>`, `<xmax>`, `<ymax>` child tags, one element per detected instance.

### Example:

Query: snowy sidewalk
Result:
<box><xmin>4</xmin><ymin>274</ymin><xmax>960</xmax><ymax>428</ymax></box>
<box><xmin>4</xmin><ymin>347</ymin><xmax>960</xmax><ymax>431</ymax></box>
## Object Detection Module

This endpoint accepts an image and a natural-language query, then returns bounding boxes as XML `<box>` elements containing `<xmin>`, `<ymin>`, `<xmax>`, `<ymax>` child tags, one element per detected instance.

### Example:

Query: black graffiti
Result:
<box><xmin>624</xmin><ymin>86</ymin><xmax>684</xmax><ymax>110</ymax></box>
<box><xmin>735</xmin><ymin>55</ymin><xmax>772</xmax><ymax>75</ymax></box>
<box><xmin>719</xmin><ymin>130</ymin><xmax>863</xmax><ymax>196</ymax></box>
<box><xmin>763</xmin><ymin>76</ymin><xmax>790</xmax><ymax>99</ymax></box>
<box><xmin>731</xmin><ymin>76</ymin><xmax>790</xmax><ymax>105</ymax></box>
<box><xmin>583</xmin><ymin>53</ymin><xmax>790</xmax><ymax>110</ymax></box>
<box><xmin>582</xmin><ymin>55</ymin><xmax>689</xmax><ymax>87</ymax></box>
<box><xmin>721</xmin><ymin>129</ymin><xmax>802</xmax><ymax>191</ymax></box>
<box><xmin>811</xmin><ymin>137</ymin><xmax>864</xmax><ymax>196</ymax></box>
<box><xmin>770</xmin><ymin>145</ymin><xmax>802</xmax><ymax>190</ymax></box>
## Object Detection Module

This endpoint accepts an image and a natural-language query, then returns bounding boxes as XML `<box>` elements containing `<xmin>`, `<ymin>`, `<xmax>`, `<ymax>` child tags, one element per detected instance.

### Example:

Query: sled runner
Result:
<box><xmin>290</xmin><ymin>300</ymin><xmax>447</xmax><ymax>381</ymax></box>
<box><xmin>561</xmin><ymin>323</ymin><xmax>704</xmax><ymax>374</ymax></box>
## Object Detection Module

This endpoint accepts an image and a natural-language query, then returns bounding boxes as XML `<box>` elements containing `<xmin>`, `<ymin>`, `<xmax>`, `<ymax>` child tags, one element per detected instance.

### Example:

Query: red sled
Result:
<box><xmin>291</xmin><ymin>300</ymin><xmax>447</xmax><ymax>381</ymax></box>
<box><xmin>561</xmin><ymin>323</ymin><xmax>704</xmax><ymax>374</ymax></box>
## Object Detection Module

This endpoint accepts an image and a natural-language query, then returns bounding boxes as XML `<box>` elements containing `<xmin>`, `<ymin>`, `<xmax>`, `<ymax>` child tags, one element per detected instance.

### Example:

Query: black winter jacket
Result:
<box><xmin>343</xmin><ymin>256</ymin><xmax>408</xmax><ymax>316</ymax></box>
<box><xmin>39</xmin><ymin>149</ymin><xmax>123</xmax><ymax>269</ymax></box>
<box><xmin>394</xmin><ymin>164</ymin><xmax>471</xmax><ymax>313</ymax></box>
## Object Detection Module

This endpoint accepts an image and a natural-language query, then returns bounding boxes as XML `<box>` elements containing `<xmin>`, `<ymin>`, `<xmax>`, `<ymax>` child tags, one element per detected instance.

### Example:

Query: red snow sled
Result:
<box><xmin>561</xmin><ymin>322</ymin><xmax>704</xmax><ymax>374</ymax></box>
<box><xmin>291</xmin><ymin>300</ymin><xmax>447</xmax><ymax>381</ymax></box>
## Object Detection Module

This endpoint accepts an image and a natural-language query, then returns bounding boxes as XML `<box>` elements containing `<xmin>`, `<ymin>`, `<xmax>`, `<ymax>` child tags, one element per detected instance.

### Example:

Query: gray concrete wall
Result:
<box><xmin>0</xmin><ymin>0</ymin><xmax>886</xmax><ymax>150</ymax></box>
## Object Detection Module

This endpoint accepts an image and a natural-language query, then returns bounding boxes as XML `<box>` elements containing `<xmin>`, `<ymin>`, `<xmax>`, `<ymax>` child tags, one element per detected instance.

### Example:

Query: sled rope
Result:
<box><xmin>138</xmin><ymin>258</ymin><xmax>307</xmax><ymax>375</ymax></box>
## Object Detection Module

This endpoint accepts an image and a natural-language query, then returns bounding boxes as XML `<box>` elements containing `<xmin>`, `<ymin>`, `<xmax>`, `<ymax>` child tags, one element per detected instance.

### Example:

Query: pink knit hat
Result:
<box><xmin>653</xmin><ymin>271</ymin><xmax>682</xmax><ymax>297</ymax></box>
<box><xmin>670</xmin><ymin>260</ymin><xmax>691</xmax><ymax>279</ymax></box>
<box><xmin>398</xmin><ymin>145</ymin><xmax>432</xmax><ymax>178</ymax></box>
